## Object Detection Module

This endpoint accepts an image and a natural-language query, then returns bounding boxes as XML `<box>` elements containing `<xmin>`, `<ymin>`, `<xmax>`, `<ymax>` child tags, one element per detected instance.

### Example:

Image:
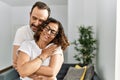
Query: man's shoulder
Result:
<box><xmin>17</xmin><ymin>25</ymin><xmax>29</xmax><ymax>31</ymax></box>
<box><xmin>21</xmin><ymin>40</ymin><xmax>35</xmax><ymax>48</ymax></box>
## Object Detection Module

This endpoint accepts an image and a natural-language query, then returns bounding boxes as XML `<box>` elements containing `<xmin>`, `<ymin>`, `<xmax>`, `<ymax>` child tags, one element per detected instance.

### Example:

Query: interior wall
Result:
<box><xmin>11</xmin><ymin>6</ymin><xmax>31</xmax><ymax>42</ymax></box>
<box><xmin>67</xmin><ymin>0</ymin><xmax>97</xmax><ymax>63</ymax></box>
<box><xmin>0</xmin><ymin>1</ymin><xmax>12</xmax><ymax>70</ymax></box>
<box><xmin>115</xmin><ymin>0</ymin><xmax>120</xmax><ymax>80</ymax></box>
<box><xmin>96</xmin><ymin>0</ymin><xmax>116</xmax><ymax>79</ymax></box>
<box><xmin>68</xmin><ymin>0</ymin><xmax>84</xmax><ymax>63</ymax></box>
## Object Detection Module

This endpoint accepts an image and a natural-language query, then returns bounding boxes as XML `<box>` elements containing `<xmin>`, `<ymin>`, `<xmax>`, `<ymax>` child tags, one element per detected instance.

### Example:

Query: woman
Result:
<box><xmin>16</xmin><ymin>17</ymin><xmax>69</xmax><ymax>80</ymax></box>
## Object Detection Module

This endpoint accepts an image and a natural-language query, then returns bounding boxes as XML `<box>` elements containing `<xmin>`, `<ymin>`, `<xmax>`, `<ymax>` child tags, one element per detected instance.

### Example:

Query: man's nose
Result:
<box><xmin>34</xmin><ymin>20</ymin><xmax>42</xmax><ymax>26</ymax></box>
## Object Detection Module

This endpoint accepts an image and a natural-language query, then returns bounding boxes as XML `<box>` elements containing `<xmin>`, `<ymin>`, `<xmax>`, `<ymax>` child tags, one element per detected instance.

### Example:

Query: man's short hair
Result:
<box><xmin>30</xmin><ymin>1</ymin><xmax>51</xmax><ymax>18</ymax></box>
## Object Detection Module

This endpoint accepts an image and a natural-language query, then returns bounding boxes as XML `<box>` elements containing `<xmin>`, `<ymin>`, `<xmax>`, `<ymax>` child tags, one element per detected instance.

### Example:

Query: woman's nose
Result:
<box><xmin>47</xmin><ymin>30</ymin><xmax>51</xmax><ymax>34</ymax></box>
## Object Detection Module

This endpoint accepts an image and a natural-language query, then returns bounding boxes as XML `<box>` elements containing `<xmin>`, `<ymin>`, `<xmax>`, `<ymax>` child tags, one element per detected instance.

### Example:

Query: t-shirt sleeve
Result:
<box><xmin>13</xmin><ymin>28</ymin><xmax>25</xmax><ymax>46</ymax></box>
<box><xmin>53</xmin><ymin>46</ymin><xmax>63</xmax><ymax>56</ymax></box>
<box><xmin>17</xmin><ymin>41</ymin><xmax>32</xmax><ymax>57</ymax></box>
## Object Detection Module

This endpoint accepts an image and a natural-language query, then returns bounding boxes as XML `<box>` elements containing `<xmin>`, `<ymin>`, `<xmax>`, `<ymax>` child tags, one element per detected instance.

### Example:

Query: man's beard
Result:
<box><xmin>30</xmin><ymin>24</ymin><xmax>38</xmax><ymax>32</ymax></box>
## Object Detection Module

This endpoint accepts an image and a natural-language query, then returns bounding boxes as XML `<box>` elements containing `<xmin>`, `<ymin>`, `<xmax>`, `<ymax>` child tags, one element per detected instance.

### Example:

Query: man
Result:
<box><xmin>13</xmin><ymin>1</ymin><xmax>56</xmax><ymax>70</ymax></box>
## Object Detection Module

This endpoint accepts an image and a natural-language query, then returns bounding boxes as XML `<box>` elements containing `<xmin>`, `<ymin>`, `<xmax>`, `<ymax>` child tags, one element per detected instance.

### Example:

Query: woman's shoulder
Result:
<box><xmin>54</xmin><ymin>46</ymin><xmax>63</xmax><ymax>55</ymax></box>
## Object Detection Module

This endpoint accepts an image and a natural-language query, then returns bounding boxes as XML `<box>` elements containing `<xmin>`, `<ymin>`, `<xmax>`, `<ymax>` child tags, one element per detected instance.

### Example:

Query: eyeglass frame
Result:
<box><xmin>43</xmin><ymin>25</ymin><xmax>58</xmax><ymax>36</ymax></box>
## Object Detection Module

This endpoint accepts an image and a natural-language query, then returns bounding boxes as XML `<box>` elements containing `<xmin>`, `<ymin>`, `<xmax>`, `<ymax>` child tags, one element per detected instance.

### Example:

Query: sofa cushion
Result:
<box><xmin>63</xmin><ymin>67</ymin><xmax>85</xmax><ymax>80</ymax></box>
<box><xmin>75</xmin><ymin>65</ymin><xmax>87</xmax><ymax>80</ymax></box>
<box><xmin>84</xmin><ymin>64</ymin><xmax>94</xmax><ymax>80</ymax></box>
<box><xmin>57</xmin><ymin>63</ymin><xmax>100</xmax><ymax>80</ymax></box>
<box><xmin>57</xmin><ymin>63</ymin><xmax>76</xmax><ymax>80</ymax></box>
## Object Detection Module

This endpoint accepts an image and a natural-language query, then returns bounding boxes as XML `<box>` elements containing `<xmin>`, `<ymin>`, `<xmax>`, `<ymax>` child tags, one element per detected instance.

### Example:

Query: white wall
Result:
<box><xmin>68</xmin><ymin>0</ymin><xmax>97</xmax><ymax>63</ymax></box>
<box><xmin>115</xmin><ymin>0</ymin><xmax>120</xmax><ymax>80</ymax></box>
<box><xmin>11</xmin><ymin>6</ymin><xmax>31</xmax><ymax>41</ymax></box>
<box><xmin>68</xmin><ymin>0</ymin><xmax>83</xmax><ymax>63</ymax></box>
<box><xmin>0</xmin><ymin>1</ymin><xmax>12</xmax><ymax>70</ymax></box>
<box><xmin>96</xmin><ymin>0</ymin><xmax>116</xmax><ymax>80</ymax></box>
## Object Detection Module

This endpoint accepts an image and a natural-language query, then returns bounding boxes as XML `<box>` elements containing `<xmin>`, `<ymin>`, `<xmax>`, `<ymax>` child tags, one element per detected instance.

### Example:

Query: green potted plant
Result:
<box><xmin>72</xmin><ymin>25</ymin><xmax>97</xmax><ymax>65</ymax></box>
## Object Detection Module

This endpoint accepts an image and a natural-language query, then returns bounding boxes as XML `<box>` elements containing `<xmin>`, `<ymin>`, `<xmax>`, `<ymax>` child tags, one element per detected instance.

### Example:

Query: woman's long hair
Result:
<box><xmin>34</xmin><ymin>17</ymin><xmax>69</xmax><ymax>50</ymax></box>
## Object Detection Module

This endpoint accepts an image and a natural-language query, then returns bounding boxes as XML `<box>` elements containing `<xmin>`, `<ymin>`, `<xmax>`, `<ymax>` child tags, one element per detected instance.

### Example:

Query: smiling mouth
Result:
<box><xmin>31</xmin><ymin>26</ymin><xmax>38</xmax><ymax>32</ymax></box>
<box><xmin>44</xmin><ymin>35</ymin><xmax>49</xmax><ymax>39</ymax></box>
<box><xmin>44</xmin><ymin>33</ymin><xmax>50</xmax><ymax>39</ymax></box>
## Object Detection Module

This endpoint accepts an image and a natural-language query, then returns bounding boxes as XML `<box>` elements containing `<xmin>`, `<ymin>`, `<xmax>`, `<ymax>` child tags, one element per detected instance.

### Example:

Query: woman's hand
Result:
<box><xmin>39</xmin><ymin>44</ymin><xmax>57</xmax><ymax>60</ymax></box>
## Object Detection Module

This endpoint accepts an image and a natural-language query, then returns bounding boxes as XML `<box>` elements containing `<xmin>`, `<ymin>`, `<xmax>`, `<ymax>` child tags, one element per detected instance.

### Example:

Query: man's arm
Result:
<box><xmin>13</xmin><ymin>45</ymin><xmax>20</xmax><ymax>69</ymax></box>
<box><xmin>12</xmin><ymin>28</ymin><xmax>24</xmax><ymax>69</ymax></box>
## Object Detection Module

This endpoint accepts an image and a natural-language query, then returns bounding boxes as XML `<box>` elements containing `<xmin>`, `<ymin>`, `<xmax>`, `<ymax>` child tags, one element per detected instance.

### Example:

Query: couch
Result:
<box><xmin>0</xmin><ymin>63</ymin><xmax>100</xmax><ymax>80</ymax></box>
<box><xmin>57</xmin><ymin>63</ymin><xmax>100</xmax><ymax>80</ymax></box>
<box><xmin>0</xmin><ymin>66</ymin><xmax>19</xmax><ymax>80</ymax></box>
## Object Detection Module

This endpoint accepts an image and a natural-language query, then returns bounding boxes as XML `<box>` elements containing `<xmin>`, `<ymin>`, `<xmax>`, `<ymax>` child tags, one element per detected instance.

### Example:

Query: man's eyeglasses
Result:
<box><xmin>43</xmin><ymin>26</ymin><xmax>58</xmax><ymax>36</ymax></box>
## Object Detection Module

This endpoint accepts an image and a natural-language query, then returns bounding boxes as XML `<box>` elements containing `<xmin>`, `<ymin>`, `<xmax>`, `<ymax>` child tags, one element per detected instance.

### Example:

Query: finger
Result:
<box><xmin>52</xmin><ymin>44</ymin><xmax>58</xmax><ymax>48</ymax></box>
<box><xmin>49</xmin><ymin>44</ymin><xmax>58</xmax><ymax>49</ymax></box>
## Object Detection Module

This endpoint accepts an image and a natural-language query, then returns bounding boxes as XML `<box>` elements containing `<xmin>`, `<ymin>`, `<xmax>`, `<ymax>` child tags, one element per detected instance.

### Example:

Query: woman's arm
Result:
<box><xmin>35</xmin><ymin>53</ymin><xmax>64</xmax><ymax>77</ymax></box>
<box><xmin>17</xmin><ymin>44</ymin><xmax>57</xmax><ymax>78</ymax></box>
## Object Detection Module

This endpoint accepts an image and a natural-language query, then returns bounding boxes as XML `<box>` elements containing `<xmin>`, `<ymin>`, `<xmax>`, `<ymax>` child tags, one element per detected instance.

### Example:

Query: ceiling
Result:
<box><xmin>0</xmin><ymin>0</ymin><xmax>67</xmax><ymax>6</ymax></box>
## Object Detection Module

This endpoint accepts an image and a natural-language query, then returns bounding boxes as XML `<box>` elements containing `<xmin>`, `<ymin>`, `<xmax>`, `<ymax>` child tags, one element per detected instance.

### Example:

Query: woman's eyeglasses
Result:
<box><xmin>43</xmin><ymin>26</ymin><xmax>58</xmax><ymax>36</ymax></box>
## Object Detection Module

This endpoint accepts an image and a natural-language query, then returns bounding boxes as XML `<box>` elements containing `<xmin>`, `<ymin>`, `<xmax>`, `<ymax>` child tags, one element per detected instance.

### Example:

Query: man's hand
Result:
<box><xmin>39</xmin><ymin>44</ymin><xmax>57</xmax><ymax>60</ymax></box>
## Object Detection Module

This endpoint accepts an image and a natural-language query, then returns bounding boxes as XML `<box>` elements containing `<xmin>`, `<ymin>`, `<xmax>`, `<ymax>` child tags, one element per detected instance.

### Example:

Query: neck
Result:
<box><xmin>36</xmin><ymin>40</ymin><xmax>48</xmax><ymax>49</ymax></box>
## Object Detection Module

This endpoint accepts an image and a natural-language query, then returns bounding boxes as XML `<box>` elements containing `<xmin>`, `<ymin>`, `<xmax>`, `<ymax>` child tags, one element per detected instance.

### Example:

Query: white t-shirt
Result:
<box><xmin>18</xmin><ymin>40</ymin><xmax>63</xmax><ymax>80</ymax></box>
<box><xmin>13</xmin><ymin>25</ymin><xmax>34</xmax><ymax>46</ymax></box>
